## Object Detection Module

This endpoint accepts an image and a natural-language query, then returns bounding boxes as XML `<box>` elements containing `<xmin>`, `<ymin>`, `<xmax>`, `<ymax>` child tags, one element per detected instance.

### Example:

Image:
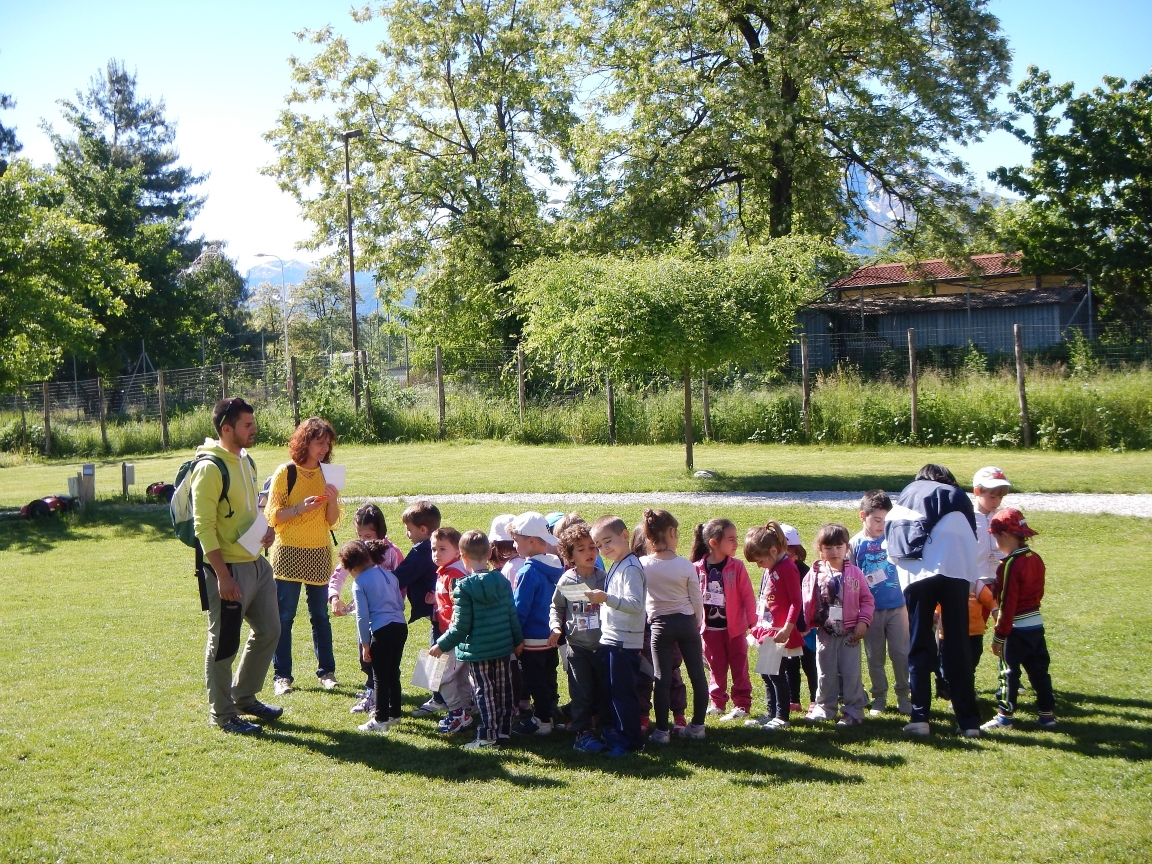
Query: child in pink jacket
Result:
<box><xmin>802</xmin><ymin>523</ymin><xmax>874</xmax><ymax>725</ymax></box>
<box><xmin>692</xmin><ymin>518</ymin><xmax>758</xmax><ymax>721</ymax></box>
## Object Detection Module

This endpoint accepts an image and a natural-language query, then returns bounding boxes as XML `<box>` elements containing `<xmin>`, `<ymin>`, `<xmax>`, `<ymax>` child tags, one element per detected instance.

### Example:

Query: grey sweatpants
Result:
<box><xmin>439</xmin><ymin>652</ymin><xmax>474</xmax><ymax>712</ymax></box>
<box><xmin>863</xmin><ymin>605</ymin><xmax>911</xmax><ymax>713</ymax></box>
<box><xmin>815</xmin><ymin>629</ymin><xmax>866</xmax><ymax>721</ymax></box>
<box><xmin>204</xmin><ymin>557</ymin><xmax>280</xmax><ymax>726</ymax></box>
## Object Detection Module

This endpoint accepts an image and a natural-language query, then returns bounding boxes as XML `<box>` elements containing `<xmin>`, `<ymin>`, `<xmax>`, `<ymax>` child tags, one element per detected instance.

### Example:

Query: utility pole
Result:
<box><xmin>342</xmin><ymin>128</ymin><xmax>365</xmax><ymax>411</ymax></box>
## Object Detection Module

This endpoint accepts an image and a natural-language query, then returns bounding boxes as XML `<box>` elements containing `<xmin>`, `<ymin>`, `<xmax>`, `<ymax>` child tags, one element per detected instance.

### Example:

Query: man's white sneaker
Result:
<box><xmin>720</xmin><ymin>707</ymin><xmax>748</xmax><ymax>722</ymax></box>
<box><xmin>903</xmin><ymin>721</ymin><xmax>931</xmax><ymax>736</ymax></box>
<box><xmin>358</xmin><ymin>718</ymin><xmax>389</xmax><ymax>733</ymax></box>
<box><xmin>319</xmin><ymin>673</ymin><xmax>339</xmax><ymax>691</ymax></box>
<box><xmin>273</xmin><ymin>677</ymin><xmax>293</xmax><ymax>696</ymax></box>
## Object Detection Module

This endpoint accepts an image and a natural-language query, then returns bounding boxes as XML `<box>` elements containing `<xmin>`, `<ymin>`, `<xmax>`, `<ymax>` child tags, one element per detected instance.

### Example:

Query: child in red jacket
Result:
<box><xmin>744</xmin><ymin>521</ymin><xmax>805</xmax><ymax>729</ymax></box>
<box><xmin>981</xmin><ymin>508</ymin><xmax>1056</xmax><ymax>731</ymax></box>
<box><xmin>692</xmin><ymin>518</ymin><xmax>758</xmax><ymax>722</ymax></box>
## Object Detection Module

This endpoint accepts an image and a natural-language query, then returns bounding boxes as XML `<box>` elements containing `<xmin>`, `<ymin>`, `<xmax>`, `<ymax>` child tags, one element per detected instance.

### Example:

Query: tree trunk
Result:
<box><xmin>683</xmin><ymin>364</ymin><xmax>694</xmax><ymax>471</ymax></box>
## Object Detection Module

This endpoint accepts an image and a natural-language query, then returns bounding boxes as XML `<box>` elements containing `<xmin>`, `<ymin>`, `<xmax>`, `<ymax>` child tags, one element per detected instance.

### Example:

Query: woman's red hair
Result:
<box><xmin>288</xmin><ymin>416</ymin><xmax>336</xmax><ymax>466</ymax></box>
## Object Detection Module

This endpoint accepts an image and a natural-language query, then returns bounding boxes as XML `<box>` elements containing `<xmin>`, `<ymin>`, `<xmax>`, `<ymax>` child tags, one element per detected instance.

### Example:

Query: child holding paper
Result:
<box><xmin>431</xmin><ymin>531</ymin><xmax>524</xmax><ymax>749</ymax></box>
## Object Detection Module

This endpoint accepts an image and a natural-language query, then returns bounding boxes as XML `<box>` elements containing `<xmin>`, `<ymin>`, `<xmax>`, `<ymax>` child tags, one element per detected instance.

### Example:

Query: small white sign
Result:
<box><xmin>321</xmin><ymin>463</ymin><xmax>346</xmax><ymax>491</ymax></box>
<box><xmin>238</xmin><ymin>513</ymin><xmax>270</xmax><ymax>556</ymax></box>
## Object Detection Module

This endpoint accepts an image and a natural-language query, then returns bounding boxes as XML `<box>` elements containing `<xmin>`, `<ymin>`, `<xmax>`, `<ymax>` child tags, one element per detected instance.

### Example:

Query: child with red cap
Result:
<box><xmin>981</xmin><ymin>508</ymin><xmax>1056</xmax><ymax>732</ymax></box>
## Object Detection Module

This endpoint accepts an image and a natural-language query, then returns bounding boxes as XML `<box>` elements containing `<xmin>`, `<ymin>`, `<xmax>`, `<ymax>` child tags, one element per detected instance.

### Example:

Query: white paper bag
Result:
<box><xmin>754</xmin><ymin>638</ymin><xmax>785</xmax><ymax>676</ymax></box>
<box><xmin>411</xmin><ymin>649</ymin><xmax>448</xmax><ymax>691</ymax></box>
<box><xmin>238</xmin><ymin>513</ymin><xmax>269</xmax><ymax>556</ymax></box>
<box><xmin>321</xmin><ymin>463</ymin><xmax>347</xmax><ymax>491</ymax></box>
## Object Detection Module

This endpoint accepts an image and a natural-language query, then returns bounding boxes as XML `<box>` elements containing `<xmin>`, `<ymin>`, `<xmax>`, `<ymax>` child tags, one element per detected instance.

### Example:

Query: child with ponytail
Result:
<box><xmin>743</xmin><ymin>522</ymin><xmax>804</xmax><ymax>729</ymax></box>
<box><xmin>691</xmin><ymin>518</ymin><xmax>758</xmax><ymax>722</ymax></box>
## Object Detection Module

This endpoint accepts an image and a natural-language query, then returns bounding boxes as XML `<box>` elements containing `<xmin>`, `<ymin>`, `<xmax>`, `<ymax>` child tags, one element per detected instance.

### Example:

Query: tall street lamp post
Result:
<box><xmin>341</xmin><ymin>128</ymin><xmax>364</xmax><ymax>411</ymax></box>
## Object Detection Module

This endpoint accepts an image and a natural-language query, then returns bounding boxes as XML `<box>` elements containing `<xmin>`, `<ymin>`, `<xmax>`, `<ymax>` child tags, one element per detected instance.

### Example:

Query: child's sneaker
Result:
<box><xmin>437</xmin><ymin>709</ymin><xmax>473</xmax><ymax>734</ymax></box>
<box><xmin>573</xmin><ymin>732</ymin><xmax>607</xmax><ymax>753</ymax></box>
<box><xmin>764</xmin><ymin>718</ymin><xmax>790</xmax><ymax>730</ymax></box>
<box><xmin>836</xmin><ymin>715</ymin><xmax>863</xmax><ymax>727</ymax></box>
<box><xmin>350</xmin><ymin>692</ymin><xmax>375</xmax><ymax>714</ymax></box>
<box><xmin>743</xmin><ymin>714</ymin><xmax>771</xmax><ymax>728</ymax></box>
<box><xmin>463</xmin><ymin>737</ymin><xmax>499</xmax><ymax>750</ymax></box>
<box><xmin>273</xmin><ymin>677</ymin><xmax>293</xmax><ymax>696</ymax></box>
<box><xmin>673</xmin><ymin>714</ymin><xmax>687</xmax><ymax>730</ymax></box>
<box><xmin>648</xmin><ymin>728</ymin><xmax>671</xmax><ymax>745</ymax></box>
<box><xmin>705</xmin><ymin>704</ymin><xmax>723</xmax><ymax>716</ymax></box>
<box><xmin>677</xmin><ymin>723</ymin><xmax>706</xmax><ymax>740</ymax></box>
<box><xmin>903</xmin><ymin>721</ymin><xmax>931</xmax><ymax>736</ymax></box>
<box><xmin>1037</xmin><ymin>715</ymin><xmax>1058</xmax><ymax>730</ymax></box>
<box><xmin>805</xmin><ymin>705</ymin><xmax>829</xmax><ymax>722</ymax></box>
<box><xmin>981</xmin><ymin>714</ymin><xmax>1014</xmax><ymax>732</ymax></box>
<box><xmin>411</xmin><ymin>697</ymin><xmax>445</xmax><ymax>717</ymax></box>
<box><xmin>720</xmin><ymin>707</ymin><xmax>748</xmax><ymax>722</ymax></box>
<box><xmin>512</xmin><ymin>717</ymin><xmax>553</xmax><ymax>736</ymax></box>
<box><xmin>358</xmin><ymin>718</ymin><xmax>389</xmax><ymax>733</ymax></box>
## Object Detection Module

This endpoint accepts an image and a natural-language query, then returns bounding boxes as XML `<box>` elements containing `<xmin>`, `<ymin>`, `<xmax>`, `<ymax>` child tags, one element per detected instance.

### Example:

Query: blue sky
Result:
<box><xmin>2</xmin><ymin>0</ymin><xmax>1150</xmax><ymax>277</ymax></box>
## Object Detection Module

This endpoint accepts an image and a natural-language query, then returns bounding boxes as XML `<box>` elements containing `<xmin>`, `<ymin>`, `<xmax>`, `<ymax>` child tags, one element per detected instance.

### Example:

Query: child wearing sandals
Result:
<box><xmin>744</xmin><ymin>521</ymin><xmax>804</xmax><ymax>729</ymax></box>
<box><xmin>802</xmin><ymin>523</ymin><xmax>874</xmax><ymax>726</ymax></box>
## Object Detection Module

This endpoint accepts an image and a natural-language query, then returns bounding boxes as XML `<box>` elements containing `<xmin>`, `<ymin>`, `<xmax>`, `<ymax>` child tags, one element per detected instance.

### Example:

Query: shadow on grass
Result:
<box><xmin>0</xmin><ymin>504</ymin><xmax>170</xmax><ymax>554</ymax></box>
<box><xmin>696</xmin><ymin>471</ymin><xmax>917</xmax><ymax>494</ymax></box>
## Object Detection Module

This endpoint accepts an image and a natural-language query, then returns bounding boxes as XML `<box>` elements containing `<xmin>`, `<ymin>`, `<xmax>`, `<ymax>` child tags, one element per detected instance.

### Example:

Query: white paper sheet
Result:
<box><xmin>238</xmin><ymin>513</ymin><xmax>269</xmax><ymax>556</ymax></box>
<box><xmin>557</xmin><ymin>582</ymin><xmax>596</xmax><ymax>603</ymax></box>
<box><xmin>321</xmin><ymin>463</ymin><xmax>347</xmax><ymax>491</ymax></box>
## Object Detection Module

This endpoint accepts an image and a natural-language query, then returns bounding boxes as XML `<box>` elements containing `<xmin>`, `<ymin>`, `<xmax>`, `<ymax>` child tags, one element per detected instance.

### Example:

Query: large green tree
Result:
<box><xmin>0</xmin><ymin>161</ymin><xmax>143</xmax><ymax>390</ymax></box>
<box><xmin>265</xmin><ymin>0</ymin><xmax>578</xmax><ymax>366</ymax></box>
<box><xmin>48</xmin><ymin>60</ymin><xmax>241</xmax><ymax>373</ymax></box>
<box><xmin>567</xmin><ymin>0</ymin><xmax>1011</xmax><ymax>248</ymax></box>
<box><xmin>0</xmin><ymin>91</ymin><xmax>19</xmax><ymax>176</ymax></box>
<box><xmin>992</xmin><ymin>67</ymin><xmax>1152</xmax><ymax>317</ymax></box>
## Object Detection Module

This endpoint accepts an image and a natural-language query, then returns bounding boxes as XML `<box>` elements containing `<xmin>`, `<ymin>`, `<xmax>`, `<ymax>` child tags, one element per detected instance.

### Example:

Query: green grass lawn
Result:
<box><xmin>4</xmin><ymin>440</ymin><xmax>1152</xmax><ymax>509</ymax></box>
<box><xmin>1</xmin><ymin>498</ymin><xmax>1149</xmax><ymax>863</ymax></box>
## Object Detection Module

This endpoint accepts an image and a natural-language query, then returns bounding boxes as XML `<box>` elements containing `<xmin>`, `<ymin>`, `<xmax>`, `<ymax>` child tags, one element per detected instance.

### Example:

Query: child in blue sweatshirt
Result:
<box><xmin>510</xmin><ymin>511</ymin><xmax>565</xmax><ymax>735</ymax></box>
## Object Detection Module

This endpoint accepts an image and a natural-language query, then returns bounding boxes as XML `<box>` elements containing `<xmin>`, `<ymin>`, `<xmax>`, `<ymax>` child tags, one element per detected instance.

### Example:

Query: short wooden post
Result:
<box><xmin>361</xmin><ymin>350</ymin><xmax>374</xmax><ymax>428</ymax></box>
<box><xmin>683</xmin><ymin>364</ymin><xmax>694</xmax><ymax>471</ymax></box>
<box><xmin>907</xmin><ymin>328</ymin><xmax>918</xmax><ymax>440</ymax></box>
<box><xmin>121</xmin><ymin>462</ymin><xmax>134</xmax><ymax>499</ymax></box>
<box><xmin>606</xmin><ymin>374</ymin><xmax>616</xmax><ymax>445</ymax></box>
<box><xmin>42</xmin><ymin>382</ymin><xmax>51</xmax><ymax>457</ymax></box>
<box><xmin>404</xmin><ymin>335</ymin><xmax>411</xmax><ymax>387</ymax></box>
<box><xmin>288</xmin><ymin>356</ymin><xmax>300</xmax><ymax>427</ymax></box>
<box><xmin>800</xmin><ymin>333</ymin><xmax>811</xmax><ymax>440</ymax></box>
<box><xmin>1014</xmin><ymin>323</ymin><xmax>1032</xmax><ymax>447</ymax></box>
<box><xmin>157</xmin><ymin>370</ymin><xmax>170</xmax><ymax>449</ymax></box>
<box><xmin>220</xmin><ymin>361</ymin><xmax>228</xmax><ymax>399</ymax></box>
<box><xmin>435</xmin><ymin>346</ymin><xmax>446</xmax><ymax>440</ymax></box>
<box><xmin>96</xmin><ymin>378</ymin><xmax>109</xmax><ymax>452</ymax></box>
<box><xmin>517</xmin><ymin>345</ymin><xmax>526</xmax><ymax>424</ymax></box>
<box><xmin>701</xmin><ymin>373</ymin><xmax>713</xmax><ymax>441</ymax></box>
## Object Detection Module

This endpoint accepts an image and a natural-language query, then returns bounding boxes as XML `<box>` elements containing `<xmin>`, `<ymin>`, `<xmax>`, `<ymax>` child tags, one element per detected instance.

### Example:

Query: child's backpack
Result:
<box><xmin>170</xmin><ymin>451</ymin><xmax>255</xmax><ymax>610</ymax></box>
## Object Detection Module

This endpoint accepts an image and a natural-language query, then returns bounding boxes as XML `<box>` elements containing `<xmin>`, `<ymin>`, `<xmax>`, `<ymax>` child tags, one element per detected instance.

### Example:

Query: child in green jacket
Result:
<box><xmin>431</xmin><ymin>530</ymin><xmax>524</xmax><ymax>749</ymax></box>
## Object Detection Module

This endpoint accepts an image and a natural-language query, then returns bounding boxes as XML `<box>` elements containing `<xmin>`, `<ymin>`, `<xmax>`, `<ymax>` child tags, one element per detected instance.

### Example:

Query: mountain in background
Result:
<box><xmin>243</xmin><ymin>259</ymin><xmax>395</xmax><ymax>315</ymax></box>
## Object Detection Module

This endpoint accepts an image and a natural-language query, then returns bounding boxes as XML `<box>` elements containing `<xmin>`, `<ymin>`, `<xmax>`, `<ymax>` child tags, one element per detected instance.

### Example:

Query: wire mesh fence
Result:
<box><xmin>2</xmin><ymin>320</ymin><xmax>1150</xmax><ymax>457</ymax></box>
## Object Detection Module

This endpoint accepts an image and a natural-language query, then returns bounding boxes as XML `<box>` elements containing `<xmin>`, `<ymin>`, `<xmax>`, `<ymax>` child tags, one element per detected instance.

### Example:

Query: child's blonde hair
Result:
<box><xmin>743</xmin><ymin>521</ymin><xmax>788</xmax><ymax>561</ymax></box>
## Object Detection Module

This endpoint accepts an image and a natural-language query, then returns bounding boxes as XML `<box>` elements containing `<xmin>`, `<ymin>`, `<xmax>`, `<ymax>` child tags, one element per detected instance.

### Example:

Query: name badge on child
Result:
<box><xmin>756</xmin><ymin>599</ymin><xmax>767</xmax><ymax>619</ymax></box>
<box><xmin>866</xmin><ymin>569</ymin><xmax>888</xmax><ymax>588</ymax></box>
<box><xmin>828</xmin><ymin>605</ymin><xmax>843</xmax><ymax>623</ymax></box>
<box><xmin>703</xmin><ymin>589</ymin><xmax>726</xmax><ymax>607</ymax></box>
<box><xmin>575</xmin><ymin>611</ymin><xmax>600</xmax><ymax>631</ymax></box>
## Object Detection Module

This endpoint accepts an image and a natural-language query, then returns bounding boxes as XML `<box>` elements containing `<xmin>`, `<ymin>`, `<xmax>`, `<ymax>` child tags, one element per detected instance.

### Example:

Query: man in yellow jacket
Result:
<box><xmin>192</xmin><ymin>398</ymin><xmax>281</xmax><ymax>734</ymax></box>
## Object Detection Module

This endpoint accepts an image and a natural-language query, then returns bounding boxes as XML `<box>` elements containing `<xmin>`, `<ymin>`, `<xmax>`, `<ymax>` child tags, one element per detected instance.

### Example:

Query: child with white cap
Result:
<box><xmin>509</xmin><ymin>511</ymin><xmax>565</xmax><ymax>734</ymax></box>
<box><xmin>973</xmin><ymin>467</ymin><xmax>1012</xmax><ymax>589</ymax></box>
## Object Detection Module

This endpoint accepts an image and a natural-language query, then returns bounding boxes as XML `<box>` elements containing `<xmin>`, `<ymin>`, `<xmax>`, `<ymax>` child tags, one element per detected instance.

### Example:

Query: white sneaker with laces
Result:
<box><xmin>705</xmin><ymin>704</ymin><xmax>722</xmax><ymax>716</ymax></box>
<box><xmin>358</xmin><ymin>718</ymin><xmax>389</xmax><ymax>733</ymax></box>
<box><xmin>319</xmin><ymin>673</ymin><xmax>339</xmax><ymax>691</ymax></box>
<box><xmin>721</xmin><ymin>707</ymin><xmax>749</xmax><ymax>722</ymax></box>
<box><xmin>273</xmin><ymin>677</ymin><xmax>293</xmax><ymax>696</ymax></box>
<box><xmin>743</xmin><ymin>714</ymin><xmax>771</xmax><ymax>728</ymax></box>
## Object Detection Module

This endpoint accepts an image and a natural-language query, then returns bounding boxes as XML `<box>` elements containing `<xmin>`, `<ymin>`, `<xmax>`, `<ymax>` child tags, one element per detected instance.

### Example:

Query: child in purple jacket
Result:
<box><xmin>802</xmin><ymin>523</ymin><xmax>874</xmax><ymax>726</ymax></box>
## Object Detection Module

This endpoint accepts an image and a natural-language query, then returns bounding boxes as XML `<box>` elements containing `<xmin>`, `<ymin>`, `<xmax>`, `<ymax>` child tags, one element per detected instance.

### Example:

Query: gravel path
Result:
<box><xmin>344</xmin><ymin>491</ymin><xmax>1152</xmax><ymax>518</ymax></box>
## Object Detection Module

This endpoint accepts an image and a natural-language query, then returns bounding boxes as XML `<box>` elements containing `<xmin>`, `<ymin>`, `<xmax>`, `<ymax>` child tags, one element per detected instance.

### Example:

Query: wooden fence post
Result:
<box><xmin>96</xmin><ymin>378</ymin><xmax>109</xmax><ymax>452</ymax></box>
<box><xmin>42</xmin><ymin>382</ymin><xmax>51</xmax><ymax>457</ymax></box>
<box><xmin>800</xmin><ymin>333</ymin><xmax>811</xmax><ymax>440</ymax></box>
<box><xmin>907</xmin><ymin>328</ymin><xmax>918</xmax><ymax>440</ymax></box>
<box><xmin>288</xmin><ymin>356</ymin><xmax>300</xmax><ymax>427</ymax></box>
<box><xmin>606</xmin><ymin>374</ymin><xmax>616</xmax><ymax>445</ymax></box>
<box><xmin>157</xmin><ymin>370</ymin><xmax>170</xmax><ymax>449</ymax></box>
<box><xmin>220</xmin><ymin>361</ymin><xmax>228</xmax><ymax>399</ymax></box>
<box><xmin>683</xmin><ymin>364</ymin><xmax>694</xmax><ymax>471</ymax></box>
<box><xmin>701</xmin><ymin>372</ymin><xmax>713</xmax><ymax>441</ymax></box>
<box><xmin>18</xmin><ymin>387</ymin><xmax>28</xmax><ymax>453</ymax></box>
<box><xmin>1014</xmin><ymin>323</ymin><xmax>1032</xmax><ymax>447</ymax></box>
<box><xmin>435</xmin><ymin>346</ymin><xmax>446</xmax><ymax>440</ymax></box>
<box><xmin>517</xmin><ymin>345</ymin><xmax>526</xmax><ymax>424</ymax></box>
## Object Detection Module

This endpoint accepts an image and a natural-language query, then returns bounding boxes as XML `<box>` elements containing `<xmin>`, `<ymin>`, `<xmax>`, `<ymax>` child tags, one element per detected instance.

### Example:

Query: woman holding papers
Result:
<box><xmin>265</xmin><ymin>416</ymin><xmax>344</xmax><ymax>695</ymax></box>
